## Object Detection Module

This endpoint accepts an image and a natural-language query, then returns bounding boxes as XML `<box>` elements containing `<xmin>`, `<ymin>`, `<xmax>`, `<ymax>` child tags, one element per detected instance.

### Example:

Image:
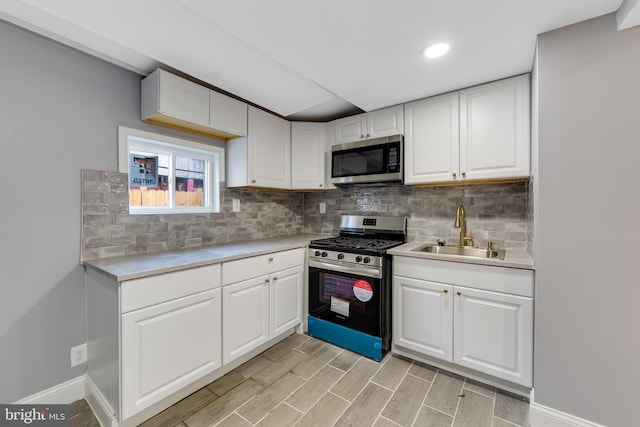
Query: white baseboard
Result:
<box><xmin>529</xmin><ymin>389</ymin><xmax>607</xmax><ymax>427</ymax></box>
<box><xmin>14</xmin><ymin>376</ymin><xmax>85</xmax><ymax>404</ymax></box>
<box><xmin>85</xmin><ymin>376</ymin><xmax>118</xmax><ymax>427</ymax></box>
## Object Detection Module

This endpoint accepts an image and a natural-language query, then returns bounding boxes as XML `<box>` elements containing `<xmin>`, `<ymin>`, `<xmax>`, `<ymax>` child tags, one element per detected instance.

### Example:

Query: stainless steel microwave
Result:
<box><xmin>331</xmin><ymin>135</ymin><xmax>403</xmax><ymax>185</ymax></box>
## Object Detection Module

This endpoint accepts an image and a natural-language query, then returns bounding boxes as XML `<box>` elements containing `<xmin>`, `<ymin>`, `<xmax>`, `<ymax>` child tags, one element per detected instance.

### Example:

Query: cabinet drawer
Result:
<box><xmin>393</xmin><ymin>256</ymin><xmax>533</xmax><ymax>297</ymax></box>
<box><xmin>222</xmin><ymin>248</ymin><xmax>304</xmax><ymax>285</ymax></box>
<box><xmin>121</xmin><ymin>264</ymin><xmax>221</xmax><ymax>313</ymax></box>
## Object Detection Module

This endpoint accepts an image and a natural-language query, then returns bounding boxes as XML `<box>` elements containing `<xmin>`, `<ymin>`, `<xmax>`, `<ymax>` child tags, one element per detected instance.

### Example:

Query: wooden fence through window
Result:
<box><xmin>129</xmin><ymin>188</ymin><xmax>204</xmax><ymax>207</ymax></box>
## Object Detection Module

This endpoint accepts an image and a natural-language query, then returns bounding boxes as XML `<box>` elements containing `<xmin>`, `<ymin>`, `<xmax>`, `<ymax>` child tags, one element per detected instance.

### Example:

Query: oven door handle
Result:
<box><xmin>308</xmin><ymin>259</ymin><xmax>382</xmax><ymax>279</ymax></box>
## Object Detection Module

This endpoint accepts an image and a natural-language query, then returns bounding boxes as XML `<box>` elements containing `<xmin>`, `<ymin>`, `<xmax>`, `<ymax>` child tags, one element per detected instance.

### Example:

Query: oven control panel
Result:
<box><xmin>308</xmin><ymin>249</ymin><xmax>382</xmax><ymax>268</ymax></box>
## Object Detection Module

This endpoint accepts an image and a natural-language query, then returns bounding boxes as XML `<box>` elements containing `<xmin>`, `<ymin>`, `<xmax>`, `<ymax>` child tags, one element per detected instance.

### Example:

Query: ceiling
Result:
<box><xmin>1</xmin><ymin>0</ymin><xmax>637</xmax><ymax>121</ymax></box>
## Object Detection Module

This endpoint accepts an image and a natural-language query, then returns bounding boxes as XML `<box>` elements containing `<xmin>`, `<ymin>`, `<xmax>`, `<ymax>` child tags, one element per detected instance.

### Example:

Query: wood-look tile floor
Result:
<box><xmin>70</xmin><ymin>333</ymin><xmax>530</xmax><ymax>427</ymax></box>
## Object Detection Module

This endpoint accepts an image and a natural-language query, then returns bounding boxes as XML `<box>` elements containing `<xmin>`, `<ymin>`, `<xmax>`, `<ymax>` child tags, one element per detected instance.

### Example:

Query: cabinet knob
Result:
<box><xmin>365</xmin><ymin>133</ymin><xmax>370</xmax><ymax>138</ymax></box>
<box><xmin>251</xmin><ymin>179</ymin><xmax>256</xmax><ymax>184</ymax></box>
<box><xmin>272</xmin><ymin>276</ymin><xmax>278</xmax><ymax>281</ymax></box>
<box><xmin>452</xmin><ymin>172</ymin><xmax>457</xmax><ymax>178</ymax></box>
<box><xmin>461</xmin><ymin>171</ymin><xmax>466</xmax><ymax>177</ymax></box>
<box><xmin>268</xmin><ymin>257</ymin><xmax>274</xmax><ymax>262</ymax></box>
<box><xmin>319</xmin><ymin>184</ymin><xmax>323</xmax><ymax>187</ymax></box>
<box><xmin>443</xmin><ymin>289</ymin><xmax>449</xmax><ymax>294</ymax></box>
<box><xmin>360</xmin><ymin>134</ymin><xmax>365</xmax><ymax>139</ymax></box>
<box><xmin>264</xmin><ymin>278</ymin><xmax>270</xmax><ymax>284</ymax></box>
<box><xmin>457</xmin><ymin>291</ymin><xmax>462</xmax><ymax>296</ymax></box>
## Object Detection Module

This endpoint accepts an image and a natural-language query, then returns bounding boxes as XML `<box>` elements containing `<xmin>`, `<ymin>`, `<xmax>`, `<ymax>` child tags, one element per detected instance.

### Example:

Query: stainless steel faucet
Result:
<box><xmin>454</xmin><ymin>204</ymin><xmax>474</xmax><ymax>247</ymax></box>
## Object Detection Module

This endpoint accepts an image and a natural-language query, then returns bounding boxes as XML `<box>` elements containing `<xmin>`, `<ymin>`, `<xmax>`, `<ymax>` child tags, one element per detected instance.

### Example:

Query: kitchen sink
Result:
<box><xmin>412</xmin><ymin>244</ymin><xmax>505</xmax><ymax>260</ymax></box>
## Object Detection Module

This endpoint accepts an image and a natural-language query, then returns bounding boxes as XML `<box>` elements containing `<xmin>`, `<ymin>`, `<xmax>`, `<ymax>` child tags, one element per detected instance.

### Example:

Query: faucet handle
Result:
<box><xmin>437</xmin><ymin>239</ymin><xmax>446</xmax><ymax>246</ymax></box>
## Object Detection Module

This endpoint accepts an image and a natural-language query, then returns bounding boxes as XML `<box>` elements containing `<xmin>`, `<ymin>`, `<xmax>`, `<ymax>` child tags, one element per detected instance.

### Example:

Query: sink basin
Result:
<box><xmin>412</xmin><ymin>244</ymin><xmax>505</xmax><ymax>260</ymax></box>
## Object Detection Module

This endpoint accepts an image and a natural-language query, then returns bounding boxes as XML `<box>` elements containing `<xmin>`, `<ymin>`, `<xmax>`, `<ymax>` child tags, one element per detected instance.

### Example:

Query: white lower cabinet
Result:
<box><xmin>453</xmin><ymin>286</ymin><xmax>533</xmax><ymax>385</ymax></box>
<box><xmin>86</xmin><ymin>247</ymin><xmax>305</xmax><ymax>425</ymax></box>
<box><xmin>121</xmin><ymin>288</ymin><xmax>221</xmax><ymax>420</ymax></box>
<box><xmin>393</xmin><ymin>256</ymin><xmax>533</xmax><ymax>388</ymax></box>
<box><xmin>222</xmin><ymin>275</ymin><xmax>270</xmax><ymax>364</ymax></box>
<box><xmin>393</xmin><ymin>276</ymin><xmax>453</xmax><ymax>360</ymax></box>
<box><xmin>222</xmin><ymin>248</ymin><xmax>304</xmax><ymax>364</ymax></box>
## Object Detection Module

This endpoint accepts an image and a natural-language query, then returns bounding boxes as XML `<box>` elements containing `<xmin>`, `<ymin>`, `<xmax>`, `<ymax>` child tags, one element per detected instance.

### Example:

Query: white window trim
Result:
<box><xmin>118</xmin><ymin>126</ymin><xmax>225</xmax><ymax>214</ymax></box>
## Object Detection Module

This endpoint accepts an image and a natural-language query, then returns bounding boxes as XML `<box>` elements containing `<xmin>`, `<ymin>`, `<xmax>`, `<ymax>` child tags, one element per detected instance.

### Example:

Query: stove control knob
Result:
<box><xmin>337</xmin><ymin>253</ymin><xmax>345</xmax><ymax>260</ymax></box>
<box><xmin>321</xmin><ymin>251</ymin><xmax>328</xmax><ymax>257</ymax></box>
<box><xmin>355</xmin><ymin>256</ymin><xmax>363</xmax><ymax>263</ymax></box>
<box><xmin>363</xmin><ymin>257</ymin><xmax>371</xmax><ymax>264</ymax></box>
<box><xmin>314</xmin><ymin>250</ymin><xmax>321</xmax><ymax>257</ymax></box>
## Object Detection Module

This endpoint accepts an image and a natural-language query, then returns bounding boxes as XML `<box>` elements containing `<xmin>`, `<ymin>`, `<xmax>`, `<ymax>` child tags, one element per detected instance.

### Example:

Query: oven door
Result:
<box><xmin>308</xmin><ymin>262</ymin><xmax>384</xmax><ymax>337</ymax></box>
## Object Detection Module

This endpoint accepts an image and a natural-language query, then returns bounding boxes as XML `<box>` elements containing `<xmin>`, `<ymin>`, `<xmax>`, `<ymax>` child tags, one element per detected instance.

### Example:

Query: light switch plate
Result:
<box><xmin>232</xmin><ymin>199</ymin><xmax>240</xmax><ymax>212</ymax></box>
<box><xmin>319</xmin><ymin>202</ymin><xmax>326</xmax><ymax>214</ymax></box>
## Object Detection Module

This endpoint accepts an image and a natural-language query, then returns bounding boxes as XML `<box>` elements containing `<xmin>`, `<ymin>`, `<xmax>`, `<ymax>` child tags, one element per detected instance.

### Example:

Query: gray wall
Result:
<box><xmin>0</xmin><ymin>21</ymin><xmax>224</xmax><ymax>402</ymax></box>
<box><xmin>535</xmin><ymin>14</ymin><xmax>640</xmax><ymax>426</ymax></box>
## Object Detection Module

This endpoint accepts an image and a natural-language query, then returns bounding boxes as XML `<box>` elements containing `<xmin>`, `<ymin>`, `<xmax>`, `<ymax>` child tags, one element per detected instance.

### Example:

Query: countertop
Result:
<box><xmin>388</xmin><ymin>242</ymin><xmax>534</xmax><ymax>270</ymax></box>
<box><xmin>83</xmin><ymin>233</ymin><xmax>330</xmax><ymax>281</ymax></box>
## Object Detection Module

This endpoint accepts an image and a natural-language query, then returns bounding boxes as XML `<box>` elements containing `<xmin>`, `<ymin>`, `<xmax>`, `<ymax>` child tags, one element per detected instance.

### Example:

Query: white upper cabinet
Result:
<box><xmin>227</xmin><ymin>106</ymin><xmax>291</xmax><ymax>189</ymax></box>
<box><xmin>158</xmin><ymin>70</ymin><xmax>209</xmax><ymax>126</ymax></box>
<box><xmin>141</xmin><ymin>69</ymin><xmax>247</xmax><ymax>140</ymax></box>
<box><xmin>404</xmin><ymin>92</ymin><xmax>460</xmax><ymax>184</ymax></box>
<box><xmin>459</xmin><ymin>74</ymin><xmax>530</xmax><ymax>181</ymax></box>
<box><xmin>334</xmin><ymin>105</ymin><xmax>404</xmax><ymax>144</ymax></box>
<box><xmin>209</xmin><ymin>91</ymin><xmax>248</xmax><ymax>137</ymax></box>
<box><xmin>335</xmin><ymin>114</ymin><xmax>367</xmax><ymax>144</ymax></box>
<box><xmin>291</xmin><ymin>122</ymin><xmax>326</xmax><ymax>190</ymax></box>
<box><xmin>404</xmin><ymin>74</ymin><xmax>530</xmax><ymax>184</ymax></box>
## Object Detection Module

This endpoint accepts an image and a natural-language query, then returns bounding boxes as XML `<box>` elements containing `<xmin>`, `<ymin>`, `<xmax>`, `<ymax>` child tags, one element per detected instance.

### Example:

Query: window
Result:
<box><xmin>118</xmin><ymin>126</ymin><xmax>224</xmax><ymax>214</ymax></box>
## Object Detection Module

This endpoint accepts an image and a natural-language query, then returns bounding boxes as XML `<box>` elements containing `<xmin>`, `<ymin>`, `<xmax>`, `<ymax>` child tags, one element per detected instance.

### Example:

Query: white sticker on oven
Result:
<box><xmin>330</xmin><ymin>296</ymin><xmax>350</xmax><ymax>317</ymax></box>
<box><xmin>353</xmin><ymin>279</ymin><xmax>374</xmax><ymax>302</ymax></box>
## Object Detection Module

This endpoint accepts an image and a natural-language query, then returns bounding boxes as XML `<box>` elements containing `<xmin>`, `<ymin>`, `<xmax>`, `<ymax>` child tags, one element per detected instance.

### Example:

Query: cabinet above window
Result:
<box><xmin>141</xmin><ymin>69</ymin><xmax>248</xmax><ymax>140</ymax></box>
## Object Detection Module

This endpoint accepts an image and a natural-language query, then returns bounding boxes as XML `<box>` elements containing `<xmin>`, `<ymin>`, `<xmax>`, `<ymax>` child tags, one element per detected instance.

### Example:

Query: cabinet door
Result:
<box><xmin>393</xmin><ymin>276</ymin><xmax>453</xmax><ymax>361</ymax></box>
<box><xmin>158</xmin><ymin>70</ymin><xmax>210</xmax><ymax>126</ymax></box>
<box><xmin>210</xmin><ymin>91</ymin><xmax>247</xmax><ymax>136</ymax></box>
<box><xmin>291</xmin><ymin>122</ymin><xmax>326</xmax><ymax>190</ymax></box>
<box><xmin>453</xmin><ymin>286</ymin><xmax>533</xmax><ymax>387</ymax></box>
<box><xmin>404</xmin><ymin>93</ymin><xmax>460</xmax><ymax>184</ymax></box>
<box><xmin>334</xmin><ymin>114</ymin><xmax>367</xmax><ymax>144</ymax></box>
<box><xmin>121</xmin><ymin>289</ymin><xmax>221</xmax><ymax>420</ymax></box>
<box><xmin>366</xmin><ymin>105</ymin><xmax>404</xmax><ymax>139</ymax></box>
<box><xmin>459</xmin><ymin>74</ymin><xmax>530</xmax><ymax>181</ymax></box>
<box><xmin>222</xmin><ymin>275</ymin><xmax>270</xmax><ymax>364</ymax></box>
<box><xmin>248</xmin><ymin>106</ymin><xmax>291</xmax><ymax>189</ymax></box>
<box><xmin>270</xmin><ymin>265</ymin><xmax>303</xmax><ymax>336</ymax></box>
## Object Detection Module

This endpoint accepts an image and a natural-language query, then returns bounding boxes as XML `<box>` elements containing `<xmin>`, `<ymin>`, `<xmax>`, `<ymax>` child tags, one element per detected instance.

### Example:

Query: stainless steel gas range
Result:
<box><xmin>307</xmin><ymin>215</ymin><xmax>406</xmax><ymax>361</ymax></box>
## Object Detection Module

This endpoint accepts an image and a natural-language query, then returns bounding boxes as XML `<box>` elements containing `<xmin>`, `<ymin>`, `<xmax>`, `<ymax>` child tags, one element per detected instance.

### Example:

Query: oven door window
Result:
<box><xmin>309</xmin><ymin>267</ymin><xmax>383</xmax><ymax>336</ymax></box>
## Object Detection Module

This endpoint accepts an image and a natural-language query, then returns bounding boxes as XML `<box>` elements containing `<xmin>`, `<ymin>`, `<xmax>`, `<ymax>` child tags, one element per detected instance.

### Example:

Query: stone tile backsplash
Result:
<box><xmin>81</xmin><ymin>170</ymin><xmax>304</xmax><ymax>261</ymax></box>
<box><xmin>304</xmin><ymin>182</ymin><xmax>529</xmax><ymax>250</ymax></box>
<box><xmin>82</xmin><ymin>170</ymin><xmax>530</xmax><ymax>260</ymax></box>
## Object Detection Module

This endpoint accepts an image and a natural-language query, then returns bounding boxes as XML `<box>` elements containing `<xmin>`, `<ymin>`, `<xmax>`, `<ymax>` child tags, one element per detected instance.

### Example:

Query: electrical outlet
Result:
<box><xmin>319</xmin><ymin>202</ymin><xmax>326</xmax><ymax>214</ymax></box>
<box><xmin>70</xmin><ymin>343</ymin><xmax>87</xmax><ymax>367</ymax></box>
<box><xmin>232</xmin><ymin>199</ymin><xmax>241</xmax><ymax>212</ymax></box>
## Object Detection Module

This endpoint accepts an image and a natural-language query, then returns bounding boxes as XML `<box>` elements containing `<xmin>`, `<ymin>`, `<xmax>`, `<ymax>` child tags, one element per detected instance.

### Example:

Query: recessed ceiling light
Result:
<box><xmin>423</xmin><ymin>43</ymin><xmax>450</xmax><ymax>59</ymax></box>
